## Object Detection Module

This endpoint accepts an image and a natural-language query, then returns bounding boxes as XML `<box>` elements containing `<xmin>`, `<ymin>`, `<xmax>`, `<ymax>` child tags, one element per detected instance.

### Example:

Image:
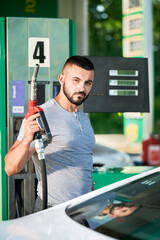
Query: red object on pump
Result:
<box><xmin>25</xmin><ymin>64</ymin><xmax>43</xmax><ymax>120</ymax></box>
<box><xmin>142</xmin><ymin>134</ymin><xmax>160</xmax><ymax>166</ymax></box>
<box><xmin>25</xmin><ymin>100</ymin><xmax>43</xmax><ymax>119</ymax></box>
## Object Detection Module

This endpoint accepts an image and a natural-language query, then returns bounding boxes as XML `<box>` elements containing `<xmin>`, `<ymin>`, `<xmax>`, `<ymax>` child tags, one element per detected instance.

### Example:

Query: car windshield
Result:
<box><xmin>66</xmin><ymin>171</ymin><xmax>160</xmax><ymax>239</ymax></box>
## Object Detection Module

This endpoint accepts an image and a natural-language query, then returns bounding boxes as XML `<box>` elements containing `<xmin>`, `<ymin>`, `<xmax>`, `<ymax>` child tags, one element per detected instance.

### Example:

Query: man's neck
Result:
<box><xmin>55</xmin><ymin>94</ymin><xmax>78</xmax><ymax>112</ymax></box>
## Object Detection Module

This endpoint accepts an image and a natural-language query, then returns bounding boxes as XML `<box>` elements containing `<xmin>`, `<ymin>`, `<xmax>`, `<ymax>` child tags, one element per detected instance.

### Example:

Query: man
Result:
<box><xmin>5</xmin><ymin>55</ymin><xmax>95</xmax><ymax>211</ymax></box>
<box><xmin>67</xmin><ymin>192</ymin><xmax>141</xmax><ymax>228</ymax></box>
<box><xmin>100</xmin><ymin>202</ymin><xmax>141</xmax><ymax>218</ymax></box>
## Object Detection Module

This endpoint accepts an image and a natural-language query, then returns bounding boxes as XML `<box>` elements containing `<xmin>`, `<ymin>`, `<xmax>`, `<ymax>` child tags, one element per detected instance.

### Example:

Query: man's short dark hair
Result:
<box><xmin>62</xmin><ymin>55</ymin><xmax>95</xmax><ymax>71</ymax></box>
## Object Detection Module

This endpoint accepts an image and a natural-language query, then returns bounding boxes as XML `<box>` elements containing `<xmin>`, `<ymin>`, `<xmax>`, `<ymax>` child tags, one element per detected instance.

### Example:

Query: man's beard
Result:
<box><xmin>63</xmin><ymin>84</ymin><xmax>89</xmax><ymax>106</ymax></box>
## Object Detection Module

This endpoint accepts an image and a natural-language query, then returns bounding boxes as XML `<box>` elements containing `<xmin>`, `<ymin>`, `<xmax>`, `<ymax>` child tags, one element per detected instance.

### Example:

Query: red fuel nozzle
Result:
<box><xmin>25</xmin><ymin>100</ymin><xmax>43</xmax><ymax>119</ymax></box>
<box><xmin>25</xmin><ymin>64</ymin><xmax>51</xmax><ymax>141</ymax></box>
<box><xmin>25</xmin><ymin>64</ymin><xmax>43</xmax><ymax>119</ymax></box>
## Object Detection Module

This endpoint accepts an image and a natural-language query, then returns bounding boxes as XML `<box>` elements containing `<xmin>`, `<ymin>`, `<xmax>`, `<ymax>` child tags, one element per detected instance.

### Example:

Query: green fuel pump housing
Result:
<box><xmin>0</xmin><ymin>17</ymin><xmax>7</xmax><ymax>221</ymax></box>
<box><xmin>0</xmin><ymin>16</ymin><xmax>76</xmax><ymax>220</ymax></box>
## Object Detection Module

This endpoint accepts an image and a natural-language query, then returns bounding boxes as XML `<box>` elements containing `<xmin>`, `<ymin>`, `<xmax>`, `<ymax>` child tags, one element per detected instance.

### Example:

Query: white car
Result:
<box><xmin>93</xmin><ymin>144</ymin><xmax>134</xmax><ymax>168</ymax></box>
<box><xmin>1</xmin><ymin>167</ymin><xmax>160</xmax><ymax>240</ymax></box>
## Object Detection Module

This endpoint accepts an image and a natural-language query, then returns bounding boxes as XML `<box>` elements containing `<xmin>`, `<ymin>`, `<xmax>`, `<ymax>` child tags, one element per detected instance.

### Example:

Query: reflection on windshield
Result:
<box><xmin>66</xmin><ymin>171</ymin><xmax>160</xmax><ymax>239</ymax></box>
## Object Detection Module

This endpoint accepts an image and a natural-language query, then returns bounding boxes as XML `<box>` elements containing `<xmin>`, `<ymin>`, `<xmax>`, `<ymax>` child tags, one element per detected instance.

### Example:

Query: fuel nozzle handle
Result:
<box><xmin>31</xmin><ymin>64</ymin><xmax>39</xmax><ymax>101</ymax></box>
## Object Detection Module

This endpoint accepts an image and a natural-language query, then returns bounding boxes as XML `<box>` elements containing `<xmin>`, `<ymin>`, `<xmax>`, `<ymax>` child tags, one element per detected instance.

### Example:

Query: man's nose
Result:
<box><xmin>79</xmin><ymin>82</ymin><xmax>85</xmax><ymax>92</ymax></box>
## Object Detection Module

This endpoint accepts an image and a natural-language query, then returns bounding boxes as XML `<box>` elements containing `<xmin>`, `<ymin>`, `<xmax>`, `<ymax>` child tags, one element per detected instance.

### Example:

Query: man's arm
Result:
<box><xmin>5</xmin><ymin>140</ymin><xmax>35</xmax><ymax>176</ymax></box>
<box><xmin>5</xmin><ymin>113</ymin><xmax>40</xmax><ymax>176</ymax></box>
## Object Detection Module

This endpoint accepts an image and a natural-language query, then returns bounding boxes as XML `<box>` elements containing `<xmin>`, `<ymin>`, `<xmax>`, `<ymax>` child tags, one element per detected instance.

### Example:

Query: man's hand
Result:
<box><xmin>24</xmin><ymin>113</ymin><xmax>41</xmax><ymax>143</ymax></box>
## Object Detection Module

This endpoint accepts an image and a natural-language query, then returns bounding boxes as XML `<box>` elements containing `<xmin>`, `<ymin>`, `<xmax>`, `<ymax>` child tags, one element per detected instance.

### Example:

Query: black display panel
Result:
<box><xmin>83</xmin><ymin>56</ymin><xmax>149</xmax><ymax>113</ymax></box>
<box><xmin>28</xmin><ymin>80</ymin><xmax>49</xmax><ymax>105</ymax></box>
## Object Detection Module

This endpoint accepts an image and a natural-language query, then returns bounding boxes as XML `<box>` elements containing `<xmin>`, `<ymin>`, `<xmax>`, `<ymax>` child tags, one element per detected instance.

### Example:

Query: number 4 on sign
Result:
<box><xmin>33</xmin><ymin>41</ymin><xmax>46</xmax><ymax>63</ymax></box>
<box><xmin>28</xmin><ymin>37</ymin><xmax>50</xmax><ymax>67</ymax></box>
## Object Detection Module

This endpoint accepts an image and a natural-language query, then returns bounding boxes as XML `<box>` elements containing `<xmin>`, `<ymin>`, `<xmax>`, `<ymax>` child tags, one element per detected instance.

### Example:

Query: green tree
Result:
<box><xmin>153</xmin><ymin>0</ymin><xmax>160</xmax><ymax>132</ymax></box>
<box><xmin>89</xmin><ymin>0</ymin><xmax>123</xmax><ymax>134</ymax></box>
<box><xmin>89</xmin><ymin>0</ymin><xmax>122</xmax><ymax>57</ymax></box>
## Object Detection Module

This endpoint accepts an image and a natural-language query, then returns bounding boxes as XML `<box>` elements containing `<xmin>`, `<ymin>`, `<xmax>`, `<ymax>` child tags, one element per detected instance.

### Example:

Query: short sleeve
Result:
<box><xmin>17</xmin><ymin>118</ymin><xmax>25</xmax><ymax>141</ymax></box>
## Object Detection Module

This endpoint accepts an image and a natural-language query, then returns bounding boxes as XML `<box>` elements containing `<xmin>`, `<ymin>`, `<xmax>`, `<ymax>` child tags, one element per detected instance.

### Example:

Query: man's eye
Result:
<box><xmin>86</xmin><ymin>82</ymin><xmax>93</xmax><ymax>86</ymax></box>
<box><xmin>123</xmin><ymin>210</ymin><xmax>127</xmax><ymax>213</ymax></box>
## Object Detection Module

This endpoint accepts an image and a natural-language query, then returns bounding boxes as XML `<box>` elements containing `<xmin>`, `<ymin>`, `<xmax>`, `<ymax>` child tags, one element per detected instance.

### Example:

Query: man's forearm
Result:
<box><xmin>5</xmin><ymin>139</ymin><xmax>35</xmax><ymax>176</ymax></box>
<box><xmin>5</xmin><ymin>113</ymin><xmax>40</xmax><ymax>176</ymax></box>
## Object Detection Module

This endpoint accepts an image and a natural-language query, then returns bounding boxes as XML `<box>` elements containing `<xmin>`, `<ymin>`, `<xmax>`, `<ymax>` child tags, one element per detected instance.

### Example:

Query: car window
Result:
<box><xmin>66</xmin><ymin>171</ymin><xmax>160</xmax><ymax>239</ymax></box>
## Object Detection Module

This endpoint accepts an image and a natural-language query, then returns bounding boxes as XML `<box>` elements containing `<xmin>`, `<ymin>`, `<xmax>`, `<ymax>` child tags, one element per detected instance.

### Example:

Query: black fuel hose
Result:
<box><xmin>34</xmin><ymin>136</ymin><xmax>48</xmax><ymax>210</ymax></box>
<box><xmin>39</xmin><ymin>159</ymin><xmax>48</xmax><ymax>209</ymax></box>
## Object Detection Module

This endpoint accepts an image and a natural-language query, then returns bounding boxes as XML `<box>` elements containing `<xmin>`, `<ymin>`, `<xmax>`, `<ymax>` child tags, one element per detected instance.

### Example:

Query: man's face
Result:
<box><xmin>109</xmin><ymin>203</ymin><xmax>138</xmax><ymax>217</ymax></box>
<box><xmin>60</xmin><ymin>64</ymin><xmax>94</xmax><ymax>106</ymax></box>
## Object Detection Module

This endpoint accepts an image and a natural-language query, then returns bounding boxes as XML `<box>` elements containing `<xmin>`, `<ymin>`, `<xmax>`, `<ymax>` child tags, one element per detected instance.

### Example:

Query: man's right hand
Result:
<box><xmin>24</xmin><ymin>113</ymin><xmax>41</xmax><ymax>143</ymax></box>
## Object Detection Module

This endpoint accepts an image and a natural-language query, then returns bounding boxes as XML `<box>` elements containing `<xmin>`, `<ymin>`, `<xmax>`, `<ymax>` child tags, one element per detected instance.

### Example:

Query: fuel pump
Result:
<box><xmin>25</xmin><ymin>64</ymin><xmax>51</xmax><ymax>210</ymax></box>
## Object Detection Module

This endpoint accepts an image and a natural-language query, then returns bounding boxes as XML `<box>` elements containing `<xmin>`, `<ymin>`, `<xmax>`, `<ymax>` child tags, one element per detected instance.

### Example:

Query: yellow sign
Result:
<box><xmin>123</xmin><ymin>0</ymin><xmax>144</xmax><ymax>15</ymax></box>
<box><xmin>125</xmin><ymin>123</ymin><xmax>138</xmax><ymax>143</ymax></box>
<box><xmin>123</xmin><ymin>35</ymin><xmax>144</xmax><ymax>57</ymax></box>
<box><xmin>123</xmin><ymin>13</ymin><xmax>144</xmax><ymax>37</ymax></box>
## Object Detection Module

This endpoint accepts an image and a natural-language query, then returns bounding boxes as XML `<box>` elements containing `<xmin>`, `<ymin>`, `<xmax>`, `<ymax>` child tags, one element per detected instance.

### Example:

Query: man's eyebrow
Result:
<box><xmin>73</xmin><ymin>77</ymin><xmax>93</xmax><ymax>81</ymax></box>
<box><xmin>73</xmin><ymin>76</ymin><xmax>81</xmax><ymax>79</ymax></box>
<box><xmin>72</xmin><ymin>77</ymin><xmax>93</xmax><ymax>83</ymax></box>
<box><xmin>86</xmin><ymin>79</ymin><xmax>93</xmax><ymax>82</ymax></box>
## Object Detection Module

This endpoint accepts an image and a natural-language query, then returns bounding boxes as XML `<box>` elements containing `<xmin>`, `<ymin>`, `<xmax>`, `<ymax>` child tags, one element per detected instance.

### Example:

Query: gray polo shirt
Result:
<box><xmin>17</xmin><ymin>99</ymin><xmax>95</xmax><ymax>206</ymax></box>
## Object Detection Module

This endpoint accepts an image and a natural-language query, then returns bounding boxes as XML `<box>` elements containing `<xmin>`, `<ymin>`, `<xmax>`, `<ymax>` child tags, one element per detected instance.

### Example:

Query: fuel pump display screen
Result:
<box><xmin>109</xmin><ymin>89</ymin><xmax>138</xmax><ymax>96</ymax></box>
<box><xmin>109</xmin><ymin>70</ymin><xmax>138</xmax><ymax>76</ymax></box>
<box><xmin>109</xmin><ymin>80</ymin><xmax>138</xmax><ymax>86</ymax></box>
<box><xmin>83</xmin><ymin>56</ymin><xmax>149</xmax><ymax>113</ymax></box>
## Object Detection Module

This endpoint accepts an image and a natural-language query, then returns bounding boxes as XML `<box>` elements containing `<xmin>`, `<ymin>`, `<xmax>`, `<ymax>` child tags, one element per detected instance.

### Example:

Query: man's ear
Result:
<box><xmin>58</xmin><ymin>73</ymin><xmax>64</xmax><ymax>85</ymax></box>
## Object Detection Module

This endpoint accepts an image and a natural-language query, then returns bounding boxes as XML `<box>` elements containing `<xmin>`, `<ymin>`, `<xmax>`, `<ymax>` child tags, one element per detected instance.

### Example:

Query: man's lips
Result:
<box><xmin>74</xmin><ymin>92</ymin><xmax>86</xmax><ymax>97</ymax></box>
